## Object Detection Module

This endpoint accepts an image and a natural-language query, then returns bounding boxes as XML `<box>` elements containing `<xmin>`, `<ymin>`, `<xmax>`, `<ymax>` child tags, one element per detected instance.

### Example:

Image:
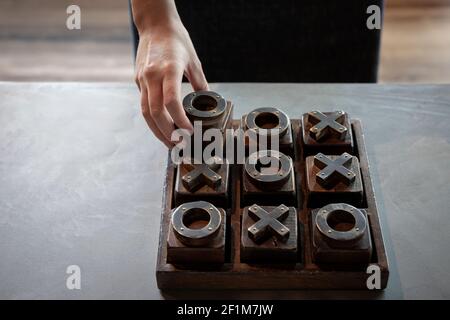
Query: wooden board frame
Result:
<box><xmin>156</xmin><ymin>119</ymin><xmax>389</xmax><ymax>290</ymax></box>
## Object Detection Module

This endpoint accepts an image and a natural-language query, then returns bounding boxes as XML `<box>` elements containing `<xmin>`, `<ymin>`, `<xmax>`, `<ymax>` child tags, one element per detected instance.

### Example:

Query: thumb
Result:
<box><xmin>186</xmin><ymin>60</ymin><xmax>209</xmax><ymax>91</ymax></box>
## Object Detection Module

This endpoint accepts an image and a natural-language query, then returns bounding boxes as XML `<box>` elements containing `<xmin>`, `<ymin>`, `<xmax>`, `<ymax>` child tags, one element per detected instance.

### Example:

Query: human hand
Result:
<box><xmin>132</xmin><ymin>0</ymin><xmax>208</xmax><ymax>147</ymax></box>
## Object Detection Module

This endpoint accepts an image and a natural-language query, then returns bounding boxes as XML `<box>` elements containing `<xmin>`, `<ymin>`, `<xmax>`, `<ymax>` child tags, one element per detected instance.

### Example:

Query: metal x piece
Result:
<box><xmin>247</xmin><ymin>204</ymin><xmax>290</xmax><ymax>243</ymax></box>
<box><xmin>314</xmin><ymin>152</ymin><xmax>356</xmax><ymax>188</ymax></box>
<box><xmin>308</xmin><ymin>110</ymin><xmax>347</xmax><ymax>141</ymax></box>
<box><xmin>182</xmin><ymin>157</ymin><xmax>222</xmax><ymax>191</ymax></box>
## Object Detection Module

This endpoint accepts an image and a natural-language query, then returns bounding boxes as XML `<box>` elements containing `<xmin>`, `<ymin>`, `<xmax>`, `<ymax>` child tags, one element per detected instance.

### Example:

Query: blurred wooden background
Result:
<box><xmin>0</xmin><ymin>0</ymin><xmax>449</xmax><ymax>83</ymax></box>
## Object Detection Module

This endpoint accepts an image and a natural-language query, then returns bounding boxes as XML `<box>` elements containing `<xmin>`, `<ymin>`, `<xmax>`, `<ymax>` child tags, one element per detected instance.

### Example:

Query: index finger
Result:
<box><xmin>162</xmin><ymin>67</ymin><xmax>193</xmax><ymax>134</ymax></box>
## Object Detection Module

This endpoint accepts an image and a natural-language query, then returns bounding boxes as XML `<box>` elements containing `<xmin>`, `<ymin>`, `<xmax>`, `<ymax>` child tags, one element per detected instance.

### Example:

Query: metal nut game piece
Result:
<box><xmin>167</xmin><ymin>201</ymin><xmax>226</xmax><ymax>264</ymax></box>
<box><xmin>183</xmin><ymin>91</ymin><xmax>233</xmax><ymax>133</ymax></box>
<box><xmin>311</xmin><ymin>203</ymin><xmax>372</xmax><ymax>265</ymax></box>
<box><xmin>171</xmin><ymin>201</ymin><xmax>222</xmax><ymax>247</ymax></box>
<box><xmin>242</xmin><ymin>150</ymin><xmax>296</xmax><ymax>206</ymax></box>
<box><xmin>241</xmin><ymin>107</ymin><xmax>294</xmax><ymax>156</ymax></box>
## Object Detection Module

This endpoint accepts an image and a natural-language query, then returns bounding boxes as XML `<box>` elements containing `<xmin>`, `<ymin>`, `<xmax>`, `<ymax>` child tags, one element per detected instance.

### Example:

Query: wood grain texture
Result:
<box><xmin>156</xmin><ymin>119</ymin><xmax>389</xmax><ymax>290</ymax></box>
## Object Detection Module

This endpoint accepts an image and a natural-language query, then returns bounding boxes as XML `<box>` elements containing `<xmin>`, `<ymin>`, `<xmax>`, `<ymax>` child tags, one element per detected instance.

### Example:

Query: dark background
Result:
<box><xmin>175</xmin><ymin>0</ymin><xmax>383</xmax><ymax>82</ymax></box>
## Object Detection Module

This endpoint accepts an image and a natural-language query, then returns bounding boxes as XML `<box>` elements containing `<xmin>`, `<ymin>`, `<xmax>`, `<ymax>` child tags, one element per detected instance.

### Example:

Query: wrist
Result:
<box><xmin>131</xmin><ymin>0</ymin><xmax>180</xmax><ymax>34</ymax></box>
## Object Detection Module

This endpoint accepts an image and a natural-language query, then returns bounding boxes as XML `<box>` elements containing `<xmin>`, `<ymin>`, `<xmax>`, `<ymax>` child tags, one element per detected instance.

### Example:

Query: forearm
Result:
<box><xmin>131</xmin><ymin>0</ymin><xmax>180</xmax><ymax>32</ymax></box>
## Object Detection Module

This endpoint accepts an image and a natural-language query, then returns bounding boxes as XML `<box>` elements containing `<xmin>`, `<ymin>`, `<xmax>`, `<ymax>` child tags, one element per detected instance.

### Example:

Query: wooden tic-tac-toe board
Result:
<box><xmin>156</xmin><ymin>91</ymin><xmax>389</xmax><ymax>290</ymax></box>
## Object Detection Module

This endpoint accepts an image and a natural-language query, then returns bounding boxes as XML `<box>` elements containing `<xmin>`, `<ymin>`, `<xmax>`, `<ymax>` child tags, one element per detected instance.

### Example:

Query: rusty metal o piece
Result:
<box><xmin>183</xmin><ymin>91</ymin><xmax>226</xmax><ymax>120</ymax></box>
<box><xmin>245</xmin><ymin>107</ymin><xmax>289</xmax><ymax>137</ymax></box>
<box><xmin>245</xmin><ymin>150</ymin><xmax>292</xmax><ymax>190</ymax></box>
<box><xmin>171</xmin><ymin>201</ymin><xmax>222</xmax><ymax>247</ymax></box>
<box><xmin>315</xmin><ymin>203</ymin><xmax>366</xmax><ymax>244</ymax></box>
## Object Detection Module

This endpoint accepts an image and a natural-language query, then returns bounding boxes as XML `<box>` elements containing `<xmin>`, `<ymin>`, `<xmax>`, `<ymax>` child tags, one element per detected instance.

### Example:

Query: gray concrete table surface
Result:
<box><xmin>1</xmin><ymin>82</ymin><xmax>449</xmax><ymax>300</ymax></box>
